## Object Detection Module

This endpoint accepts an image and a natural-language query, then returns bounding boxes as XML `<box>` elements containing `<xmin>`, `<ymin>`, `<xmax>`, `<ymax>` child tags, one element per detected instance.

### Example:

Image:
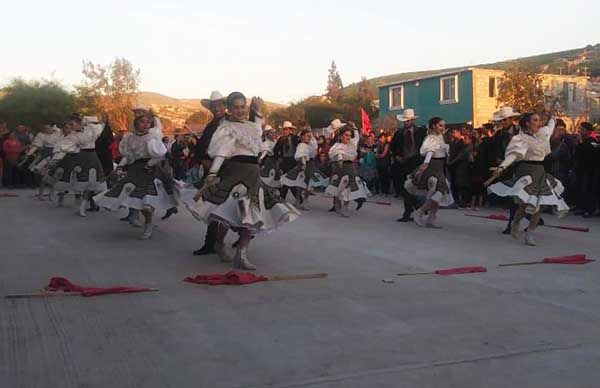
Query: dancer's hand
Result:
<box><xmin>484</xmin><ymin>167</ymin><xmax>503</xmax><ymax>187</ymax></box>
<box><xmin>415</xmin><ymin>163</ymin><xmax>428</xmax><ymax>178</ymax></box>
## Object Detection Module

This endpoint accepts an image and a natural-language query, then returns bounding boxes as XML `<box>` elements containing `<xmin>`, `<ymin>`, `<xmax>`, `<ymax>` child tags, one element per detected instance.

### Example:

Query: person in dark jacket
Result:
<box><xmin>192</xmin><ymin>90</ymin><xmax>227</xmax><ymax>256</ymax></box>
<box><xmin>574</xmin><ymin>122</ymin><xmax>600</xmax><ymax>218</ymax></box>
<box><xmin>389</xmin><ymin>109</ymin><xmax>427</xmax><ymax>222</ymax></box>
<box><xmin>273</xmin><ymin>120</ymin><xmax>299</xmax><ymax>201</ymax></box>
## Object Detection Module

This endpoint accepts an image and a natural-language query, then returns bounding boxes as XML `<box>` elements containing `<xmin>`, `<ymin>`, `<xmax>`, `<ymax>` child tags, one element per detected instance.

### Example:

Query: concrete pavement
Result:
<box><xmin>1</xmin><ymin>190</ymin><xmax>600</xmax><ymax>388</ymax></box>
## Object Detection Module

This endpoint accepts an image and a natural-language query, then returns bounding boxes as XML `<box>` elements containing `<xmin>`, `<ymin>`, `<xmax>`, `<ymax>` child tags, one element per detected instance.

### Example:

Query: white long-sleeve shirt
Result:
<box><xmin>328</xmin><ymin>130</ymin><xmax>359</xmax><ymax>162</ymax></box>
<box><xmin>51</xmin><ymin>133</ymin><xmax>80</xmax><ymax>161</ymax></box>
<box><xmin>420</xmin><ymin>134</ymin><xmax>449</xmax><ymax>164</ymax></box>
<box><xmin>118</xmin><ymin>132</ymin><xmax>167</xmax><ymax>167</ymax></box>
<box><xmin>74</xmin><ymin>123</ymin><xmax>104</xmax><ymax>149</ymax></box>
<box><xmin>499</xmin><ymin>118</ymin><xmax>556</xmax><ymax>169</ymax></box>
<box><xmin>27</xmin><ymin>128</ymin><xmax>61</xmax><ymax>155</ymax></box>
<box><xmin>295</xmin><ymin>137</ymin><xmax>318</xmax><ymax>164</ymax></box>
<box><xmin>207</xmin><ymin>117</ymin><xmax>263</xmax><ymax>174</ymax></box>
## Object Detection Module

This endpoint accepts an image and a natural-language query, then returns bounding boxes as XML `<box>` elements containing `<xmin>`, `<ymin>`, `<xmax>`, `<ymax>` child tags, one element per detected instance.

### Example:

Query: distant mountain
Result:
<box><xmin>136</xmin><ymin>91</ymin><xmax>285</xmax><ymax>133</ymax></box>
<box><xmin>344</xmin><ymin>44</ymin><xmax>600</xmax><ymax>95</ymax></box>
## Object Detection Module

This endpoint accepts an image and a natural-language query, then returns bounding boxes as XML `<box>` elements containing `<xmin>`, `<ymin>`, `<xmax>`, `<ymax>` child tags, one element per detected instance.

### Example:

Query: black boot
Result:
<box><xmin>355</xmin><ymin>198</ymin><xmax>365</xmax><ymax>211</ymax></box>
<box><xmin>161</xmin><ymin>207</ymin><xmax>178</xmax><ymax>220</ymax></box>
<box><xmin>193</xmin><ymin>221</ymin><xmax>217</xmax><ymax>255</ymax></box>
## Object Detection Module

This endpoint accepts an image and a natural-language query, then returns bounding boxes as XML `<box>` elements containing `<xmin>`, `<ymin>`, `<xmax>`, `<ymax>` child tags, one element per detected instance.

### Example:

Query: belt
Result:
<box><xmin>432</xmin><ymin>157</ymin><xmax>446</xmax><ymax>161</ymax></box>
<box><xmin>342</xmin><ymin>161</ymin><xmax>353</xmax><ymax>164</ymax></box>
<box><xmin>230</xmin><ymin>155</ymin><xmax>258</xmax><ymax>164</ymax></box>
<box><xmin>81</xmin><ymin>149</ymin><xmax>96</xmax><ymax>152</ymax></box>
<box><xmin>519</xmin><ymin>160</ymin><xmax>544</xmax><ymax>166</ymax></box>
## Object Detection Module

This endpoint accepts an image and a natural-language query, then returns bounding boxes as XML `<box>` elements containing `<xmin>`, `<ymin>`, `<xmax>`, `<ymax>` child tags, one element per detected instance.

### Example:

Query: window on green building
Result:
<box><xmin>389</xmin><ymin>85</ymin><xmax>404</xmax><ymax>110</ymax></box>
<box><xmin>440</xmin><ymin>75</ymin><xmax>458</xmax><ymax>104</ymax></box>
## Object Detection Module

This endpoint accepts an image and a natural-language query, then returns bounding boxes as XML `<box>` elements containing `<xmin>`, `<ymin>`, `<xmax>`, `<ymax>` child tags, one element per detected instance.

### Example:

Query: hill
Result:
<box><xmin>344</xmin><ymin>44</ymin><xmax>600</xmax><ymax>95</ymax></box>
<box><xmin>136</xmin><ymin>91</ymin><xmax>285</xmax><ymax>133</ymax></box>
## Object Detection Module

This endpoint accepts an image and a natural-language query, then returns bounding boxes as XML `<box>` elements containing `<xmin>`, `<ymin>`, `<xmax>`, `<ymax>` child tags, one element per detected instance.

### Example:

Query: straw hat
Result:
<box><xmin>201</xmin><ymin>90</ymin><xmax>226</xmax><ymax>110</ymax></box>
<box><xmin>396</xmin><ymin>108</ymin><xmax>418</xmax><ymax>122</ymax></box>
<box><xmin>495</xmin><ymin>107</ymin><xmax>520</xmax><ymax>121</ymax></box>
<box><xmin>282</xmin><ymin>120</ymin><xmax>296</xmax><ymax>129</ymax></box>
<box><xmin>132</xmin><ymin>104</ymin><xmax>149</xmax><ymax>112</ymax></box>
<box><xmin>329</xmin><ymin>119</ymin><xmax>346</xmax><ymax>130</ymax></box>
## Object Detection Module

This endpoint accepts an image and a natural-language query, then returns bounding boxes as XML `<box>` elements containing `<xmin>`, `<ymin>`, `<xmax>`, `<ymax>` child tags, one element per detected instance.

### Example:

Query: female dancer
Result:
<box><xmin>258</xmin><ymin>126</ymin><xmax>281</xmax><ymax>189</ymax></box>
<box><xmin>46</xmin><ymin>120</ymin><xmax>80</xmax><ymax>206</ymax></box>
<box><xmin>280</xmin><ymin>129</ymin><xmax>320</xmax><ymax>210</ymax></box>
<box><xmin>94</xmin><ymin>114</ymin><xmax>177</xmax><ymax>239</ymax></box>
<box><xmin>67</xmin><ymin>115</ymin><xmax>108</xmax><ymax>217</ymax></box>
<box><xmin>187</xmin><ymin>92</ymin><xmax>299</xmax><ymax>270</ymax></box>
<box><xmin>405</xmin><ymin>117</ymin><xmax>454</xmax><ymax>228</ymax></box>
<box><xmin>325</xmin><ymin>126</ymin><xmax>369</xmax><ymax>217</ymax></box>
<box><xmin>486</xmin><ymin>113</ymin><xmax>567</xmax><ymax>246</ymax></box>
<box><xmin>24</xmin><ymin>124</ymin><xmax>61</xmax><ymax>199</ymax></box>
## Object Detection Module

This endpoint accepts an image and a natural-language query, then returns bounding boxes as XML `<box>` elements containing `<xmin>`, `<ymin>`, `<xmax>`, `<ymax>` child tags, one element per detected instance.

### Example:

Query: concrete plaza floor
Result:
<box><xmin>1</xmin><ymin>190</ymin><xmax>600</xmax><ymax>388</ymax></box>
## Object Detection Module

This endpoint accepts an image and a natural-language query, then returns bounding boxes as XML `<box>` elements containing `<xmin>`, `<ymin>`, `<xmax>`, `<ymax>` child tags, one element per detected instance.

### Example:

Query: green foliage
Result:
<box><xmin>0</xmin><ymin>78</ymin><xmax>77</xmax><ymax>130</ymax></box>
<box><xmin>497</xmin><ymin>66</ymin><xmax>547</xmax><ymax>113</ymax></box>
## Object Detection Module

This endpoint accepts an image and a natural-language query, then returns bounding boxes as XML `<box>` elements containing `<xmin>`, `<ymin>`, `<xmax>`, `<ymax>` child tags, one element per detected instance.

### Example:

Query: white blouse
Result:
<box><xmin>295</xmin><ymin>137</ymin><xmax>318</xmax><ymax>162</ymax></box>
<box><xmin>32</xmin><ymin>129</ymin><xmax>61</xmax><ymax>148</ymax></box>
<box><xmin>420</xmin><ymin>134</ymin><xmax>449</xmax><ymax>164</ymax></box>
<box><xmin>74</xmin><ymin>123</ymin><xmax>104</xmax><ymax>149</ymax></box>
<box><xmin>259</xmin><ymin>139</ymin><xmax>276</xmax><ymax>157</ymax></box>
<box><xmin>328</xmin><ymin>130</ymin><xmax>359</xmax><ymax>162</ymax></box>
<box><xmin>118</xmin><ymin>132</ymin><xmax>167</xmax><ymax>166</ymax></box>
<box><xmin>500</xmin><ymin>118</ymin><xmax>556</xmax><ymax>169</ymax></box>
<box><xmin>207</xmin><ymin>118</ymin><xmax>263</xmax><ymax>174</ymax></box>
<box><xmin>51</xmin><ymin>133</ymin><xmax>80</xmax><ymax>161</ymax></box>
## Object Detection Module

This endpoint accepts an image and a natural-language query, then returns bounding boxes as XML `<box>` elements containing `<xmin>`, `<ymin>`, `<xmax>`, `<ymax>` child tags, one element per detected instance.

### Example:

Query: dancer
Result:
<box><xmin>326</xmin><ymin>124</ymin><xmax>369</xmax><ymax>217</ymax></box>
<box><xmin>68</xmin><ymin>115</ymin><xmax>108</xmax><ymax>217</ymax></box>
<box><xmin>23</xmin><ymin>124</ymin><xmax>61</xmax><ymax>199</ymax></box>
<box><xmin>121</xmin><ymin>106</ymin><xmax>166</xmax><ymax>224</ymax></box>
<box><xmin>405</xmin><ymin>117</ymin><xmax>454</xmax><ymax>228</ymax></box>
<box><xmin>280</xmin><ymin>129</ymin><xmax>319</xmax><ymax>210</ymax></box>
<box><xmin>390</xmin><ymin>109</ymin><xmax>427</xmax><ymax>222</ymax></box>
<box><xmin>486</xmin><ymin>113</ymin><xmax>568</xmax><ymax>246</ymax></box>
<box><xmin>191</xmin><ymin>90</ymin><xmax>227</xmax><ymax>256</ymax></box>
<box><xmin>258</xmin><ymin>125</ymin><xmax>281</xmax><ymax>189</ymax></box>
<box><xmin>94</xmin><ymin>114</ymin><xmax>177</xmax><ymax>239</ymax></box>
<box><xmin>490</xmin><ymin>107</ymin><xmax>522</xmax><ymax>234</ymax></box>
<box><xmin>45</xmin><ymin>121</ymin><xmax>80</xmax><ymax>207</ymax></box>
<box><xmin>187</xmin><ymin>92</ymin><xmax>299</xmax><ymax>270</ymax></box>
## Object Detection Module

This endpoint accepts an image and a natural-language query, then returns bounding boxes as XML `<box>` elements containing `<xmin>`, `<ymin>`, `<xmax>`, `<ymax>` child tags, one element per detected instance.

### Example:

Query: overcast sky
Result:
<box><xmin>1</xmin><ymin>0</ymin><xmax>597</xmax><ymax>103</ymax></box>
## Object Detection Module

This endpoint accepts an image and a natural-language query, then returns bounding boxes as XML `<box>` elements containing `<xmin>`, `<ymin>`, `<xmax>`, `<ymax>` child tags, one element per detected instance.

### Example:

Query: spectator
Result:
<box><xmin>447</xmin><ymin>128</ymin><xmax>471</xmax><ymax>207</ymax></box>
<box><xmin>2</xmin><ymin>132</ymin><xmax>24</xmax><ymax>188</ymax></box>
<box><xmin>574</xmin><ymin>122</ymin><xmax>600</xmax><ymax>218</ymax></box>
<box><xmin>375</xmin><ymin>132</ymin><xmax>391</xmax><ymax>195</ymax></box>
<box><xmin>170</xmin><ymin>134</ymin><xmax>188</xmax><ymax>181</ymax></box>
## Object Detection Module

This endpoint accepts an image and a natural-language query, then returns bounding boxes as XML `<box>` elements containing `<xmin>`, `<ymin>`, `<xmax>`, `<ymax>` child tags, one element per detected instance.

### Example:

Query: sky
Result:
<box><xmin>1</xmin><ymin>0</ymin><xmax>598</xmax><ymax>104</ymax></box>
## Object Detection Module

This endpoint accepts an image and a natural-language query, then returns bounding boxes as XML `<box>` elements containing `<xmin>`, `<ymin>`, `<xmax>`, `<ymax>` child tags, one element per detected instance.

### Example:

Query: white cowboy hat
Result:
<box><xmin>201</xmin><ymin>90</ymin><xmax>226</xmax><ymax>109</ymax></box>
<box><xmin>329</xmin><ymin>118</ymin><xmax>346</xmax><ymax>130</ymax></box>
<box><xmin>396</xmin><ymin>109</ymin><xmax>418</xmax><ymax>122</ymax></box>
<box><xmin>132</xmin><ymin>104</ymin><xmax>149</xmax><ymax>112</ymax></box>
<box><xmin>282</xmin><ymin>120</ymin><xmax>296</xmax><ymax>129</ymax></box>
<box><xmin>491</xmin><ymin>111</ymin><xmax>500</xmax><ymax>122</ymax></box>
<box><xmin>495</xmin><ymin>107</ymin><xmax>520</xmax><ymax>121</ymax></box>
<box><xmin>263</xmin><ymin>125</ymin><xmax>274</xmax><ymax>131</ymax></box>
<box><xmin>83</xmin><ymin>116</ymin><xmax>99</xmax><ymax>124</ymax></box>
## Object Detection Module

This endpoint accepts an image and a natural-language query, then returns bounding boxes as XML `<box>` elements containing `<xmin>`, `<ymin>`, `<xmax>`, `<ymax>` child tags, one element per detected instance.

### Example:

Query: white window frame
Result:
<box><xmin>388</xmin><ymin>85</ymin><xmax>404</xmax><ymax>110</ymax></box>
<box><xmin>440</xmin><ymin>75</ymin><xmax>459</xmax><ymax>104</ymax></box>
<box><xmin>489</xmin><ymin>76</ymin><xmax>500</xmax><ymax>98</ymax></box>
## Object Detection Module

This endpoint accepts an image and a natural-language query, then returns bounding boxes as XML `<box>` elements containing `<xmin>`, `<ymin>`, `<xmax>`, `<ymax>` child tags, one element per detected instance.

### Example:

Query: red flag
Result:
<box><xmin>45</xmin><ymin>277</ymin><xmax>156</xmax><ymax>297</ymax></box>
<box><xmin>185</xmin><ymin>271</ymin><xmax>268</xmax><ymax>286</ymax></box>
<box><xmin>361</xmin><ymin>108</ymin><xmax>372</xmax><ymax>136</ymax></box>
<box><xmin>543</xmin><ymin>254</ymin><xmax>593</xmax><ymax>264</ymax></box>
<box><xmin>435</xmin><ymin>266</ymin><xmax>487</xmax><ymax>275</ymax></box>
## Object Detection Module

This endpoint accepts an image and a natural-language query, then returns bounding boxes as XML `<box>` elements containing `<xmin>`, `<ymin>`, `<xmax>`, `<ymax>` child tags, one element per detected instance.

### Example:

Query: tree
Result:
<box><xmin>326</xmin><ymin>60</ymin><xmax>344</xmax><ymax>103</ymax></box>
<box><xmin>497</xmin><ymin>65</ymin><xmax>550</xmax><ymax>114</ymax></box>
<box><xmin>0</xmin><ymin>78</ymin><xmax>77</xmax><ymax>130</ymax></box>
<box><xmin>75</xmin><ymin>58</ymin><xmax>141</xmax><ymax>131</ymax></box>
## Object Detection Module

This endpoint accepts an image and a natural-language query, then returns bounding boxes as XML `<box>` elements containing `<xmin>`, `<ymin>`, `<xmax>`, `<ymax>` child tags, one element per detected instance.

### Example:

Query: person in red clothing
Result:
<box><xmin>2</xmin><ymin>132</ymin><xmax>24</xmax><ymax>188</ymax></box>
